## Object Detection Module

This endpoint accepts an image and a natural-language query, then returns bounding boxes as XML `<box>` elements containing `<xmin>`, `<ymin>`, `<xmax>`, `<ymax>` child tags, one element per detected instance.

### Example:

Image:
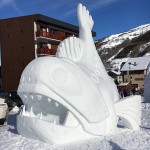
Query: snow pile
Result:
<box><xmin>0</xmin><ymin>102</ymin><xmax>149</xmax><ymax>149</ymax></box>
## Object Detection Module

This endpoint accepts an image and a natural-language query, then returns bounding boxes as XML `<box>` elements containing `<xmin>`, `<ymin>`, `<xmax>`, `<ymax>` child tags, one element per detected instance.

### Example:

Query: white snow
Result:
<box><xmin>108</xmin><ymin>48</ymin><xmax>124</xmax><ymax>61</ymax></box>
<box><xmin>110</xmin><ymin>58</ymin><xmax>128</xmax><ymax>71</ymax></box>
<box><xmin>98</xmin><ymin>24</ymin><xmax>150</xmax><ymax>50</ymax></box>
<box><xmin>16</xmin><ymin>3</ymin><xmax>123</xmax><ymax>144</ymax></box>
<box><xmin>118</xmin><ymin>82</ymin><xmax>130</xmax><ymax>86</ymax></box>
<box><xmin>144</xmin><ymin>67</ymin><xmax>150</xmax><ymax>102</ymax></box>
<box><xmin>139</xmin><ymin>42</ymin><xmax>150</xmax><ymax>52</ymax></box>
<box><xmin>121</xmin><ymin>56</ymin><xmax>150</xmax><ymax>71</ymax></box>
<box><xmin>0</xmin><ymin>102</ymin><xmax>149</xmax><ymax>149</ymax></box>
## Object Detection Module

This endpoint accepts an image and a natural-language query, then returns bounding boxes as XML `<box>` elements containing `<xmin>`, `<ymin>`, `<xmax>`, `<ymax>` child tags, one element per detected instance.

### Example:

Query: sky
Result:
<box><xmin>0</xmin><ymin>0</ymin><xmax>150</xmax><ymax>40</ymax></box>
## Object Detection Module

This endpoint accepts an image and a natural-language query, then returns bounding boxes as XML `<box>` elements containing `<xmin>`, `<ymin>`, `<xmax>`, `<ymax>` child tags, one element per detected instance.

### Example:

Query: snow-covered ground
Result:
<box><xmin>0</xmin><ymin>102</ymin><xmax>149</xmax><ymax>150</ymax></box>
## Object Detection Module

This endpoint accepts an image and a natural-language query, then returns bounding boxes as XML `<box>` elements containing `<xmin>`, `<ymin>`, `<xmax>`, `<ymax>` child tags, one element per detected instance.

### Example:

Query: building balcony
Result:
<box><xmin>37</xmin><ymin>48</ymin><xmax>57</xmax><ymax>56</ymax></box>
<box><xmin>36</xmin><ymin>31</ymin><xmax>66</xmax><ymax>42</ymax></box>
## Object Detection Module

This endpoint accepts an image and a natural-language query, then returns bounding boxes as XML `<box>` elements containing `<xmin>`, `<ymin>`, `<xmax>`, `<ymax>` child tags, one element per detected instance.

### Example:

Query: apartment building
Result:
<box><xmin>0</xmin><ymin>14</ymin><xmax>96</xmax><ymax>91</ymax></box>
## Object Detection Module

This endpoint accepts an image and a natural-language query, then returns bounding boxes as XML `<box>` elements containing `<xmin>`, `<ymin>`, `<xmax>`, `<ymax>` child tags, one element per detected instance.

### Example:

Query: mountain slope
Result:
<box><xmin>95</xmin><ymin>24</ymin><xmax>150</xmax><ymax>70</ymax></box>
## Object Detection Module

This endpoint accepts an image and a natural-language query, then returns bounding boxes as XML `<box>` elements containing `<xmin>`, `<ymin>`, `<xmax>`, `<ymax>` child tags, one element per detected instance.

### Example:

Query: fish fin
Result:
<box><xmin>56</xmin><ymin>37</ymin><xmax>83</xmax><ymax>62</ymax></box>
<box><xmin>77</xmin><ymin>3</ymin><xmax>94</xmax><ymax>30</ymax></box>
<box><xmin>115</xmin><ymin>95</ymin><xmax>142</xmax><ymax>130</ymax></box>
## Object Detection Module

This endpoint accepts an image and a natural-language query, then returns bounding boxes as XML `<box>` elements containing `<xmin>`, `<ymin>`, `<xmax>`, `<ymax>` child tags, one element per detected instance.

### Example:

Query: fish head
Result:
<box><xmin>17</xmin><ymin>57</ymin><xmax>109</xmax><ymax>144</ymax></box>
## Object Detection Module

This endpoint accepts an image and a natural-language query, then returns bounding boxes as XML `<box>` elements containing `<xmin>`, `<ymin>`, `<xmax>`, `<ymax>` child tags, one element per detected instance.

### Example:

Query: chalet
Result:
<box><xmin>108</xmin><ymin>62</ymin><xmax>126</xmax><ymax>84</ymax></box>
<box><xmin>121</xmin><ymin>56</ymin><xmax>150</xmax><ymax>90</ymax></box>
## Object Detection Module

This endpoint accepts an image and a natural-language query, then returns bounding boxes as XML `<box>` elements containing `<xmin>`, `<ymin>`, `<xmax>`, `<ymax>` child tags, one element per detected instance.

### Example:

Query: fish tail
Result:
<box><xmin>115</xmin><ymin>95</ymin><xmax>142</xmax><ymax>130</ymax></box>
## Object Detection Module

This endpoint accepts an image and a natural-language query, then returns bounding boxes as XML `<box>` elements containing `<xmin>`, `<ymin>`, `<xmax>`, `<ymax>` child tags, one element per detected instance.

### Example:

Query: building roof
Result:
<box><xmin>0</xmin><ymin>14</ymin><xmax>96</xmax><ymax>37</ymax></box>
<box><xmin>121</xmin><ymin>56</ymin><xmax>150</xmax><ymax>71</ymax></box>
<box><xmin>37</xmin><ymin>14</ymin><xmax>96</xmax><ymax>37</ymax></box>
<box><xmin>118</xmin><ymin>82</ymin><xmax>130</xmax><ymax>86</ymax></box>
<box><xmin>36</xmin><ymin>14</ymin><xmax>80</xmax><ymax>34</ymax></box>
<box><xmin>109</xmin><ymin>70</ymin><xmax>122</xmax><ymax>76</ymax></box>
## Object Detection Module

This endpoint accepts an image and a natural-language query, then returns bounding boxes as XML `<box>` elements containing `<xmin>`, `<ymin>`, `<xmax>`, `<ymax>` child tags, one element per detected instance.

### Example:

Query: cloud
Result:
<box><xmin>86</xmin><ymin>0</ymin><xmax>118</xmax><ymax>11</ymax></box>
<box><xmin>0</xmin><ymin>0</ymin><xmax>14</xmax><ymax>8</ymax></box>
<box><xmin>20</xmin><ymin>0</ymin><xmax>118</xmax><ymax>19</ymax></box>
<box><xmin>12</xmin><ymin>2</ymin><xmax>22</xmax><ymax>15</ymax></box>
<box><xmin>52</xmin><ymin>0</ymin><xmax>118</xmax><ymax>18</ymax></box>
<box><xmin>0</xmin><ymin>0</ymin><xmax>22</xmax><ymax>15</ymax></box>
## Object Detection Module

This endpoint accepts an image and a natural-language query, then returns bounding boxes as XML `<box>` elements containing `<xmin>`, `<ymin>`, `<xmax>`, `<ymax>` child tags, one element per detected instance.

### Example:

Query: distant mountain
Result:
<box><xmin>95</xmin><ymin>24</ymin><xmax>150</xmax><ymax>71</ymax></box>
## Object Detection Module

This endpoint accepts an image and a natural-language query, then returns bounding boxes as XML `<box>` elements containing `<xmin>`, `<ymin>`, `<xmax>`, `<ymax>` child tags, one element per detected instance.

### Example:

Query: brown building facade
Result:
<box><xmin>0</xmin><ymin>14</ymin><xmax>96</xmax><ymax>91</ymax></box>
<box><xmin>123</xmin><ymin>70</ymin><xmax>146</xmax><ymax>90</ymax></box>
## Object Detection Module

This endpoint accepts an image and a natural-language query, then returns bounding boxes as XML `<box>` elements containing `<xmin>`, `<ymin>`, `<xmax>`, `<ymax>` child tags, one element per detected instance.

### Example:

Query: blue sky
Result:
<box><xmin>0</xmin><ymin>0</ymin><xmax>150</xmax><ymax>40</ymax></box>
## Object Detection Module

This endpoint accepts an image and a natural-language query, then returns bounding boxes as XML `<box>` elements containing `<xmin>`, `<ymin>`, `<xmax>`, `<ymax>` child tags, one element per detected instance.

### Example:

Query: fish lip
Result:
<box><xmin>17</xmin><ymin>114</ymin><xmax>65</xmax><ymax>144</ymax></box>
<box><xmin>17</xmin><ymin>114</ymin><xmax>91</xmax><ymax>144</ymax></box>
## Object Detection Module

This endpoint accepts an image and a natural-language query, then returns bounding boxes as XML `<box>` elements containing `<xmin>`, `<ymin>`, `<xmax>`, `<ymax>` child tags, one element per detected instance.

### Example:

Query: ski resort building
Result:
<box><xmin>0</xmin><ymin>14</ymin><xmax>96</xmax><ymax>91</ymax></box>
<box><xmin>121</xmin><ymin>56</ymin><xmax>150</xmax><ymax>90</ymax></box>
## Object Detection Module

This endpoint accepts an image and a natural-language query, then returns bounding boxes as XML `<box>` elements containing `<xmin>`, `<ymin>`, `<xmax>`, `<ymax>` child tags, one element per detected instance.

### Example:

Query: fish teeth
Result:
<box><xmin>30</xmin><ymin>107</ymin><xmax>34</xmax><ymax>117</ymax></box>
<box><xmin>40</xmin><ymin>112</ymin><xmax>43</xmax><ymax>119</ymax></box>
<box><xmin>30</xmin><ymin>94</ymin><xmax>34</xmax><ymax>100</ymax></box>
<box><xmin>22</xmin><ymin>105</ymin><xmax>26</xmax><ymax>115</ymax></box>
<box><xmin>55</xmin><ymin>102</ymin><xmax>59</xmax><ymax>107</ymax></box>
<box><xmin>53</xmin><ymin>116</ymin><xmax>59</xmax><ymax>124</ymax></box>
<box><xmin>53</xmin><ymin>118</ymin><xmax>57</xmax><ymax>124</ymax></box>
<box><xmin>48</xmin><ymin>98</ymin><xmax>51</xmax><ymax>103</ymax></box>
<box><xmin>37</xmin><ymin>95</ymin><xmax>42</xmax><ymax>100</ymax></box>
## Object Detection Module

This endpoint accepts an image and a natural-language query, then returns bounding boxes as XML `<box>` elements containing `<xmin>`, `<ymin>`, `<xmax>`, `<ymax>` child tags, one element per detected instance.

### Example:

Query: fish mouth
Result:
<box><xmin>18</xmin><ymin>93</ymin><xmax>79</xmax><ymax>127</ymax></box>
<box><xmin>17</xmin><ymin>92</ymin><xmax>92</xmax><ymax>144</ymax></box>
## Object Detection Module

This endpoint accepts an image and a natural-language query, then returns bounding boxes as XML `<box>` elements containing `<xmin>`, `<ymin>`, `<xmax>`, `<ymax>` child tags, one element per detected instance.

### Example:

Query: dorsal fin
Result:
<box><xmin>56</xmin><ymin>37</ymin><xmax>83</xmax><ymax>62</ymax></box>
<box><xmin>77</xmin><ymin>3</ymin><xmax>94</xmax><ymax>30</ymax></box>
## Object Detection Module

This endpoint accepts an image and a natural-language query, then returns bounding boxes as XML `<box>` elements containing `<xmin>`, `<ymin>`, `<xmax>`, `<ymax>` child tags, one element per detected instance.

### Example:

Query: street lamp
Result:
<box><xmin>128</xmin><ymin>62</ymin><xmax>137</xmax><ymax>83</ymax></box>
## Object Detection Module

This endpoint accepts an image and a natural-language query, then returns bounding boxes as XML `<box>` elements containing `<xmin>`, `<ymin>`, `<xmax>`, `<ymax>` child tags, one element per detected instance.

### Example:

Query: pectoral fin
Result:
<box><xmin>115</xmin><ymin>95</ymin><xmax>142</xmax><ymax>130</ymax></box>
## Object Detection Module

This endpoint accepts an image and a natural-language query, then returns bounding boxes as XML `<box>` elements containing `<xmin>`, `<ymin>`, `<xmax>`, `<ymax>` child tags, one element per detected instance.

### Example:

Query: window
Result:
<box><xmin>51</xmin><ymin>29</ymin><xmax>57</xmax><ymax>34</ymax></box>
<box><xmin>135</xmin><ymin>78</ymin><xmax>144</xmax><ymax>81</ymax></box>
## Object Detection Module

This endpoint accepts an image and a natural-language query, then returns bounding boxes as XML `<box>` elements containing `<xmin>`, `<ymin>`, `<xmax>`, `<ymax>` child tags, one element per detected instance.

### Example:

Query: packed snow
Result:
<box><xmin>0</xmin><ymin>101</ymin><xmax>149</xmax><ymax>150</ymax></box>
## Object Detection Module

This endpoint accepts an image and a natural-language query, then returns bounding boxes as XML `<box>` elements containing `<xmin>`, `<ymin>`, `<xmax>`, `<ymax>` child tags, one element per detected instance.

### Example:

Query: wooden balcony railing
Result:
<box><xmin>36</xmin><ymin>31</ymin><xmax>66</xmax><ymax>41</ymax></box>
<box><xmin>37</xmin><ymin>48</ymin><xmax>57</xmax><ymax>56</ymax></box>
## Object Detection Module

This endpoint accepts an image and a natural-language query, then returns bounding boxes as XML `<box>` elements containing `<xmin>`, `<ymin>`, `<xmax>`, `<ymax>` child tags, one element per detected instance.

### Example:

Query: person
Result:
<box><xmin>123</xmin><ymin>90</ymin><xmax>127</xmax><ymax>97</ymax></box>
<box><xmin>132</xmin><ymin>88</ymin><xmax>136</xmax><ymax>95</ymax></box>
<box><xmin>119</xmin><ymin>88</ymin><xmax>124</xmax><ymax>98</ymax></box>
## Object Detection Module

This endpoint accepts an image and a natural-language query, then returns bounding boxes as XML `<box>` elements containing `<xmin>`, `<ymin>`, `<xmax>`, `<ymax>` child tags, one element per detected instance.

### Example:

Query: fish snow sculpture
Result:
<box><xmin>17</xmin><ymin>3</ymin><xmax>142</xmax><ymax>144</ymax></box>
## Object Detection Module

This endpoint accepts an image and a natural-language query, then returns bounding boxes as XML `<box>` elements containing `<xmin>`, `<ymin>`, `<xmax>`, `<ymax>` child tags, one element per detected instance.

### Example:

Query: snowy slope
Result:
<box><xmin>95</xmin><ymin>24</ymin><xmax>150</xmax><ymax>71</ymax></box>
<box><xmin>110</xmin><ymin>58</ymin><xmax>128</xmax><ymax>71</ymax></box>
<box><xmin>97</xmin><ymin>24</ymin><xmax>150</xmax><ymax>51</ymax></box>
<box><xmin>0</xmin><ymin>102</ymin><xmax>150</xmax><ymax>150</ymax></box>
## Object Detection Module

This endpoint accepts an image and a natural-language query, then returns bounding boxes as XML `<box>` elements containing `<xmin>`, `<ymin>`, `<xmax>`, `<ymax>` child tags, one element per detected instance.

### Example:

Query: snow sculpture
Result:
<box><xmin>17</xmin><ymin>3</ymin><xmax>142</xmax><ymax>144</ymax></box>
<box><xmin>144</xmin><ymin>66</ymin><xmax>150</xmax><ymax>102</ymax></box>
